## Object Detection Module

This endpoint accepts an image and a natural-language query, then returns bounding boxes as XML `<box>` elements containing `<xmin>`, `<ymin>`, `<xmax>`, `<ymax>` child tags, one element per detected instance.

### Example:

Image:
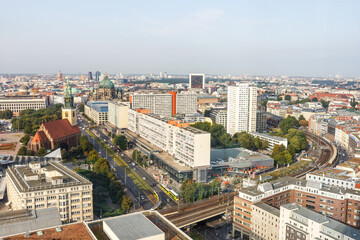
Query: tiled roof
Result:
<box><xmin>43</xmin><ymin>119</ymin><xmax>80</xmax><ymax>140</ymax></box>
<box><xmin>32</xmin><ymin>131</ymin><xmax>49</xmax><ymax>143</ymax></box>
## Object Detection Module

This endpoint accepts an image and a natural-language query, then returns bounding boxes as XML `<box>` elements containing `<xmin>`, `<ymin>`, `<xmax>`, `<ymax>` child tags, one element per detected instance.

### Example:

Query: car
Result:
<box><xmin>141</xmin><ymin>196</ymin><xmax>145</xmax><ymax>200</ymax></box>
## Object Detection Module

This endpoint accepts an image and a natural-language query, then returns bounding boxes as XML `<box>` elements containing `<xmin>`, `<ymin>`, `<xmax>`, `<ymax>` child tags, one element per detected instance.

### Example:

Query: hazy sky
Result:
<box><xmin>1</xmin><ymin>0</ymin><xmax>359</xmax><ymax>77</ymax></box>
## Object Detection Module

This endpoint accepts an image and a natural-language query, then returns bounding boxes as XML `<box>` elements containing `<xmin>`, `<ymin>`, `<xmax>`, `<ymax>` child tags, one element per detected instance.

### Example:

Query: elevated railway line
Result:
<box><xmin>292</xmin><ymin>131</ymin><xmax>338</xmax><ymax>178</ymax></box>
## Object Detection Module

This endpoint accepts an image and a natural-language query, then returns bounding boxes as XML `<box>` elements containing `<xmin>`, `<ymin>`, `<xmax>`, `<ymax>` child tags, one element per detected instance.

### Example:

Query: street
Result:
<box><xmin>77</xmin><ymin>112</ymin><xmax>177</xmax><ymax>210</ymax></box>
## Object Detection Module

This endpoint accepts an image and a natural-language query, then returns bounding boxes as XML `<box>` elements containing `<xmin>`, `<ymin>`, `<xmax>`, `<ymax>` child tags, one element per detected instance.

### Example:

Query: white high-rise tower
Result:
<box><xmin>226</xmin><ymin>84</ymin><xmax>257</xmax><ymax>135</ymax></box>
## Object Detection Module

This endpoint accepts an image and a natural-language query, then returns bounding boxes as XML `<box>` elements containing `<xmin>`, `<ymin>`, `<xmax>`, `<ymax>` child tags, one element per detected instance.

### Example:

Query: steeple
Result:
<box><xmin>64</xmin><ymin>78</ymin><xmax>74</xmax><ymax>109</ymax></box>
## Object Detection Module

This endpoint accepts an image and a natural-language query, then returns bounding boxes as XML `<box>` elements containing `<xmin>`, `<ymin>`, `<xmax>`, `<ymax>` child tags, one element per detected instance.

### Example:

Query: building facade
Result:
<box><xmin>250</xmin><ymin>132</ymin><xmax>288</xmax><ymax>150</ymax></box>
<box><xmin>6</xmin><ymin>161</ymin><xmax>93</xmax><ymax>223</ymax></box>
<box><xmin>227</xmin><ymin>84</ymin><xmax>257</xmax><ymax>135</ymax></box>
<box><xmin>130</xmin><ymin>92</ymin><xmax>197</xmax><ymax>117</ymax></box>
<box><xmin>0</xmin><ymin>96</ymin><xmax>49</xmax><ymax>116</ymax></box>
<box><xmin>84</xmin><ymin>101</ymin><xmax>108</xmax><ymax>125</ymax></box>
<box><xmin>189</xmin><ymin>73</ymin><xmax>205</xmax><ymax>89</ymax></box>
<box><xmin>108</xmin><ymin>101</ymin><xmax>129</xmax><ymax>129</ymax></box>
<box><xmin>210</xmin><ymin>110</ymin><xmax>227</xmax><ymax>128</ymax></box>
<box><xmin>256</xmin><ymin>111</ymin><xmax>267</xmax><ymax>133</ymax></box>
<box><xmin>233</xmin><ymin>176</ymin><xmax>360</xmax><ymax>239</ymax></box>
<box><xmin>280</xmin><ymin>203</ymin><xmax>360</xmax><ymax>240</ymax></box>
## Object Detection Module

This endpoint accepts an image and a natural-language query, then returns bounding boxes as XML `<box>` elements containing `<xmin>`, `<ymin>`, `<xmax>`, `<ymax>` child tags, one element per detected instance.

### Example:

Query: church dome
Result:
<box><xmin>98</xmin><ymin>74</ymin><xmax>114</xmax><ymax>89</ymax></box>
<box><xmin>19</xmin><ymin>85</ymin><xmax>29</xmax><ymax>92</ymax></box>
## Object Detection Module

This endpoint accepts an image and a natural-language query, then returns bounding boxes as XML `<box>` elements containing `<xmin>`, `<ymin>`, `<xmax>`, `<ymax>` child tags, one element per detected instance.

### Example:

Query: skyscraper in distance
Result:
<box><xmin>88</xmin><ymin>71</ymin><xmax>92</xmax><ymax>80</ymax></box>
<box><xmin>95</xmin><ymin>71</ymin><xmax>100</xmax><ymax>81</ymax></box>
<box><xmin>189</xmin><ymin>73</ymin><xmax>205</xmax><ymax>89</ymax></box>
<box><xmin>227</xmin><ymin>83</ymin><xmax>257</xmax><ymax>135</ymax></box>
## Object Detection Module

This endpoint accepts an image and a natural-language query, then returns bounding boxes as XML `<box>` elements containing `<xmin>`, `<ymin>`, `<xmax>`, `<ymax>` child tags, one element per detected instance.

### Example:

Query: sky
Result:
<box><xmin>1</xmin><ymin>0</ymin><xmax>360</xmax><ymax>77</ymax></box>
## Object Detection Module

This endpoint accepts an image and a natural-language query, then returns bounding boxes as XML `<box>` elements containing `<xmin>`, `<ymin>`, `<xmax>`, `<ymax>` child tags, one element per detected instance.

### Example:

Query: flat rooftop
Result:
<box><xmin>309</xmin><ymin>167</ymin><xmax>353</xmax><ymax>181</ymax></box>
<box><xmin>250</xmin><ymin>132</ymin><xmax>287</xmax><ymax>142</ymax></box>
<box><xmin>254</xmin><ymin>202</ymin><xmax>280</xmax><ymax>217</ymax></box>
<box><xmin>104</xmin><ymin>213</ymin><xmax>163</xmax><ymax>240</ymax></box>
<box><xmin>0</xmin><ymin>208</ymin><xmax>61</xmax><ymax>238</ymax></box>
<box><xmin>240</xmin><ymin>176</ymin><xmax>360</xmax><ymax>197</ymax></box>
<box><xmin>3</xmin><ymin>222</ymin><xmax>93</xmax><ymax>240</ymax></box>
<box><xmin>6</xmin><ymin>161</ymin><xmax>91</xmax><ymax>192</ymax></box>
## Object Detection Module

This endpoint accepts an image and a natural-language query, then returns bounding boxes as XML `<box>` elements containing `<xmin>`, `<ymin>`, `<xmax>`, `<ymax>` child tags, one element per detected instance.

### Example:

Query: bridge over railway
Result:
<box><xmin>159</xmin><ymin>192</ymin><xmax>236</xmax><ymax>228</ymax></box>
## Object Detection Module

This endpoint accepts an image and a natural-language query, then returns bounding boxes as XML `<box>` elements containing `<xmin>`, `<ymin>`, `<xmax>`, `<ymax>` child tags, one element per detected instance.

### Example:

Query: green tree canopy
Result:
<box><xmin>17</xmin><ymin>146</ymin><xmax>27</xmax><ymax>155</ymax></box>
<box><xmin>279</xmin><ymin>116</ymin><xmax>299</xmax><ymax>135</ymax></box>
<box><xmin>78</xmin><ymin>103</ymin><xmax>85</xmax><ymax>112</ymax></box>
<box><xmin>0</xmin><ymin>109</ymin><xmax>13</xmax><ymax>119</ymax></box>
<box><xmin>36</xmin><ymin>147</ymin><xmax>47</xmax><ymax>156</ymax></box>
<box><xmin>284</xmin><ymin>95</ymin><xmax>291</xmax><ymax>101</ymax></box>
<box><xmin>113</xmin><ymin>135</ymin><xmax>128</xmax><ymax>150</ymax></box>
<box><xmin>312</xmin><ymin>97</ymin><xmax>318</xmax><ymax>102</ymax></box>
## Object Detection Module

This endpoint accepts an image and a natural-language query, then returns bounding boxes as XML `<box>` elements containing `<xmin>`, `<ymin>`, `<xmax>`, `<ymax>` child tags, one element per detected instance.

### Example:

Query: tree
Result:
<box><xmin>279</xmin><ymin>116</ymin><xmax>299</xmax><ymax>135</ymax></box>
<box><xmin>204</xmin><ymin>110</ymin><xmax>211</xmax><ymax>117</ymax></box>
<box><xmin>298</xmin><ymin>115</ymin><xmax>305</xmax><ymax>121</ymax></box>
<box><xmin>350</xmin><ymin>97</ymin><xmax>358</xmax><ymax>108</ymax></box>
<box><xmin>312</xmin><ymin>97</ymin><xmax>318</xmax><ymax>102</ymax></box>
<box><xmin>36</xmin><ymin>147</ymin><xmax>47</xmax><ymax>156</ymax></box>
<box><xmin>88</xmin><ymin>150</ymin><xmax>99</xmax><ymax>164</ymax></box>
<box><xmin>0</xmin><ymin>109</ymin><xmax>13</xmax><ymax>119</ymax></box>
<box><xmin>20</xmin><ymin>134</ymin><xmax>30</xmax><ymax>146</ymax></box>
<box><xmin>78</xmin><ymin>103</ymin><xmax>85</xmax><ymax>112</ymax></box>
<box><xmin>80</xmin><ymin>136</ymin><xmax>93</xmax><ymax>153</ymax></box>
<box><xmin>284</xmin><ymin>95</ymin><xmax>291</xmax><ymax>101</ymax></box>
<box><xmin>113</xmin><ymin>135</ymin><xmax>128</xmax><ymax>150</ymax></box>
<box><xmin>26</xmin><ymin>149</ymin><xmax>35</xmax><ymax>156</ymax></box>
<box><xmin>121</xmin><ymin>195</ymin><xmax>133</xmax><ymax>213</ymax></box>
<box><xmin>320</xmin><ymin>99</ymin><xmax>329</xmax><ymax>109</ymax></box>
<box><xmin>17</xmin><ymin>146</ymin><xmax>27</xmax><ymax>155</ymax></box>
<box><xmin>24</xmin><ymin>125</ymin><xmax>32</xmax><ymax>135</ymax></box>
<box><xmin>299</xmin><ymin>120</ymin><xmax>309</xmax><ymax>127</ymax></box>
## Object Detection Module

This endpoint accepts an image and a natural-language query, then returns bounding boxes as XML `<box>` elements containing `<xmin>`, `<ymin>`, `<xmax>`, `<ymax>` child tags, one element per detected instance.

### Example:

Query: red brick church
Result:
<box><xmin>30</xmin><ymin>119</ymin><xmax>81</xmax><ymax>152</ymax></box>
<box><xmin>30</xmin><ymin>79</ymin><xmax>80</xmax><ymax>152</ymax></box>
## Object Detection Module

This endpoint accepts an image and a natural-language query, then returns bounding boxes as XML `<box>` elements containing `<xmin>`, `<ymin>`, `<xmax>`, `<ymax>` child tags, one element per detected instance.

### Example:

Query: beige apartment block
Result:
<box><xmin>6</xmin><ymin>161</ymin><xmax>93</xmax><ymax>223</ymax></box>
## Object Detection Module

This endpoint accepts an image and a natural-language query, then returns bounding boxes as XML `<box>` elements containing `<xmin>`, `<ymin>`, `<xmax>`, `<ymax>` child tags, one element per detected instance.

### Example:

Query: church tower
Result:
<box><xmin>62</xmin><ymin>78</ymin><xmax>77</xmax><ymax>126</ymax></box>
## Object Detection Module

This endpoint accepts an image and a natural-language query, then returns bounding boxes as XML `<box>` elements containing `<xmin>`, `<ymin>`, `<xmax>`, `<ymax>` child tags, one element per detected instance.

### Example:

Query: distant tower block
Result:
<box><xmin>189</xmin><ymin>73</ymin><xmax>205</xmax><ymax>89</ymax></box>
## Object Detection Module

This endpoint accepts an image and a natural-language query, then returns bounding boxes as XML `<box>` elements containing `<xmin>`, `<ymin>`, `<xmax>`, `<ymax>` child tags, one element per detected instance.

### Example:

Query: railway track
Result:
<box><xmin>159</xmin><ymin>192</ymin><xmax>236</xmax><ymax>227</ymax></box>
<box><xmin>292</xmin><ymin>131</ymin><xmax>338</xmax><ymax>178</ymax></box>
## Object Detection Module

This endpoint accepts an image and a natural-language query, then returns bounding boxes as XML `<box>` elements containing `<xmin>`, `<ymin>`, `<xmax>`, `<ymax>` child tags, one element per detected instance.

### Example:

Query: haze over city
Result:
<box><xmin>1</xmin><ymin>0</ymin><xmax>360</xmax><ymax>76</ymax></box>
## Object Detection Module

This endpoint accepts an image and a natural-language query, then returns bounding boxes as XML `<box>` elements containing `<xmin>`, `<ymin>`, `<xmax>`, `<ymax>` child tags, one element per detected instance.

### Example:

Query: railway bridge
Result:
<box><xmin>159</xmin><ymin>192</ymin><xmax>236</xmax><ymax>228</ymax></box>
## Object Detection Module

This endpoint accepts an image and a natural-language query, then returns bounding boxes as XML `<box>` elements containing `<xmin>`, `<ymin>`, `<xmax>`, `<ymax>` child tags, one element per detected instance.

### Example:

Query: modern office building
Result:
<box><xmin>0</xmin><ymin>96</ymin><xmax>49</xmax><ymax>116</ymax></box>
<box><xmin>233</xmin><ymin>176</ymin><xmax>360</xmax><ymax>239</ymax></box>
<box><xmin>210</xmin><ymin>110</ymin><xmax>227</xmax><ymax>128</ymax></box>
<box><xmin>6</xmin><ymin>161</ymin><xmax>93</xmax><ymax>222</ymax></box>
<box><xmin>84</xmin><ymin>101</ymin><xmax>108</xmax><ymax>125</ymax></box>
<box><xmin>88</xmin><ymin>71</ymin><xmax>92</xmax><ymax>81</ymax></box>
<box><xmin>108</xmin><ymin>101</ymin><xmax>129</xmax><ymax>129</ymax></box>
<box><xmin>250</xmin><ymin>132</ymin><xmax>288</xmax><ymax>150</ymax></box>
<box><xmin>95</xmin><ymin>71</ymin><xmax>100</xmax><ymax>82</ymax></box>
<box><xmin>227</xmin><ymin>84</ymin><xmax>257</xmax><ymax>135</ymax></box>
<box><xmin>127</xmin><ymin>108</ymin><xmax>210</xmax><ymax>182</ymax></box>
<box><xmin>189</xmin><ymin>73</ymin><xmax>205</xmax><ymax>89</ymax></box>
<box><xmin>280</xmin><ymin>203</ymin><xmax>360</xmax><ymax>240</ymax></box>
<box><xmin>130</xmin><ymin>92</ymin><xmax>197</xmax><ymax>117</ymax></box>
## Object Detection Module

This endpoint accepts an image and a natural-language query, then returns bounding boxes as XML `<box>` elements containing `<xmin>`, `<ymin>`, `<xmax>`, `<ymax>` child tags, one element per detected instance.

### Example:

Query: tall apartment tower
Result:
<box><xmin>88</xmin><ymin>71</ymin><xmax>93</xmax><ymax>80</ymax></box>
<box><xmin>227</xmin><ymin>84</ymin><xmax>257</xmax><ymax>135</ymax></box>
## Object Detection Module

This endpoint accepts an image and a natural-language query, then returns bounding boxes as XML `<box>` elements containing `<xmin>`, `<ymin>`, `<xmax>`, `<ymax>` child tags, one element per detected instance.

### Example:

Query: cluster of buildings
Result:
<box><xmin>233</xmin><ymin>165</ymin><xmax>360</xmax><ymax>239</ymax></box>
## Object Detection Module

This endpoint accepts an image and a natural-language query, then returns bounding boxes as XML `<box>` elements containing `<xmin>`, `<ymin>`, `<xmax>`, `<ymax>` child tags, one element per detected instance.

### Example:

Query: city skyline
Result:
<box><xmin>1</xmin><ymin>1</ymin><xmax>360</xmax><ymax>77</ymax></box>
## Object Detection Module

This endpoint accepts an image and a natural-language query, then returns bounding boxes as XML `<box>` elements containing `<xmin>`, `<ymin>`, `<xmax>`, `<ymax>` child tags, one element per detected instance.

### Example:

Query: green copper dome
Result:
<box><xmin>98</xmin><ymin>74</ymin><xmax>115</xmax><ymax>89</ymax></box>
